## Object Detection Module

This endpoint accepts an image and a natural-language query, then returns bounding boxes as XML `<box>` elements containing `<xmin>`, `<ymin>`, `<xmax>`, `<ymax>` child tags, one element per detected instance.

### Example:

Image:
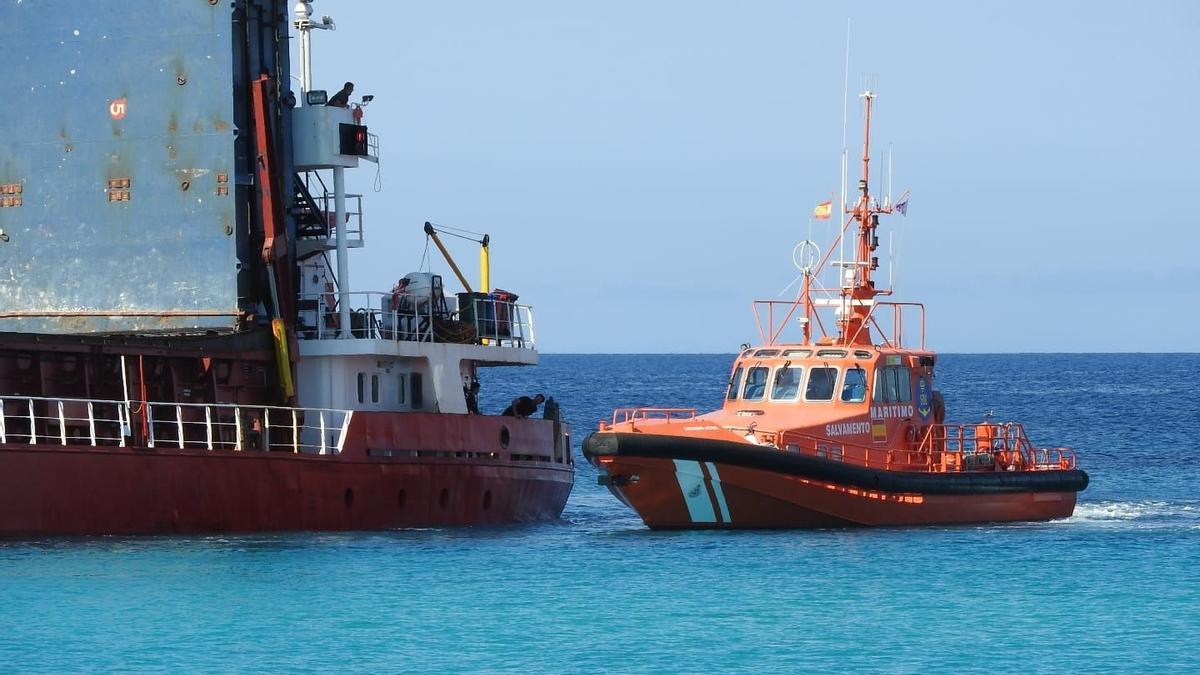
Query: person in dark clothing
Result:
<box><xmin>464</xmin><ymin>380</ymin><xmax>481</xmax><ymax>414</ymax></box>
<box><xmin>326</xmin><ymin>81</ymin><xmax>354</xmax><ymax>108</ymax></box>
<box><xmin>501</xmin><ymin>393</ymin><xmax>545</xmax><ymax>418</ymax></box>
<box><xmin>248</xmin><ymin>416</ymin><xmax>263</xmax><ymax>450</ymax></box>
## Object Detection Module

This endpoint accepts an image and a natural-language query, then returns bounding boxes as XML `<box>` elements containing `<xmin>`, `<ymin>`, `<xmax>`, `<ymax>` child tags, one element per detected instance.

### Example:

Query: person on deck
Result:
<box><xmin>464</xmin><ymin>380</ymin><xmax>481</xmax><ymax>415</ymax></box>
<box><xmin>326</xmin><ymin>81</ymin><xmax>354</xmax><ymax>108</ymax></box>
<box><xmin>501</xmin><ymin>394</ymin><xmax>544</xmax><ymax>418</ymax></box>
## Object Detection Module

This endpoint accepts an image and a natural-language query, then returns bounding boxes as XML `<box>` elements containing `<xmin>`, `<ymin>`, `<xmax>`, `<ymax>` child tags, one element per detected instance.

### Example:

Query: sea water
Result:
<box><xmin>0</xmin><ymin>354</ymin><xmax>1196</xmax><ymax>672</ymax></box>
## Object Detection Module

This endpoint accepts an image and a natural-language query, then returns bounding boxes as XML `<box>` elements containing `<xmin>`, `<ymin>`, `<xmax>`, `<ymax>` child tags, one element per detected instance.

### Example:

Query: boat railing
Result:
<box><xmin>297</xmin><ymin>290</ymin><xmax>536</xmax><ymax>350</ymax></box>
<box><xmin>0</xmin><ymin>395</ymin><xmax>353</xmax><ymax>455</ymax></box>
<box><xmin>751</xmin><ymin>298</ymin><xmax>926</xmax><ymax>350</ymax></box>
<box><xmin>610</xmin><ymin>408</ymin><xmax>698</xmax><ymax>426</ymax></box>
<box><xmin>916</xmin><ymin>423</ymin><xmax>1076</xmax><ymax>471</ymax></box>
<box><xmin>760</xmin><ymin>423</ymin><xmax>1074</xmax><ymax>473</ymax></box>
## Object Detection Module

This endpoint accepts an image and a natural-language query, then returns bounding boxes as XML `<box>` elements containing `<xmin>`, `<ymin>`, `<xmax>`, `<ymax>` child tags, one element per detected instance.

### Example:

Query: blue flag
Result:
<box><xmin>894</xmin><ymin>196</ymin><xmax>908</xmax><ymax>216</ymax></box>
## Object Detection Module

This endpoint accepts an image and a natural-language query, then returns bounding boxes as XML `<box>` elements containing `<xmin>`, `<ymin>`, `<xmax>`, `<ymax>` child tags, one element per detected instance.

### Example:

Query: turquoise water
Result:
<box><xmin>1</xmin><ymin>354</ymin><xmax>1197</xmax><ymax>672</ymax></box>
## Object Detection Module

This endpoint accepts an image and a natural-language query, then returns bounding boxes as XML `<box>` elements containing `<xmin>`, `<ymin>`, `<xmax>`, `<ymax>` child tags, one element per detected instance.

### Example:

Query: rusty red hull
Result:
<box><xmin>0</xmin><ymin>412</ymin><xmax>573</xmax><ymax>536</ymax></box>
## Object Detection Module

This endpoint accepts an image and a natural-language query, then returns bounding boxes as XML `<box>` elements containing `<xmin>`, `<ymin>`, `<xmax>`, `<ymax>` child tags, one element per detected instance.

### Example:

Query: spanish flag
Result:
<box><xmin>813</xmin><ymin>200</ymin><xmax>832</xmax><ymax>220</ymax></box>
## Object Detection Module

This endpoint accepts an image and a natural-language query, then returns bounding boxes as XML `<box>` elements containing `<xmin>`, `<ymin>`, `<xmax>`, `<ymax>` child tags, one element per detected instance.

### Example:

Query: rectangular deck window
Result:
<box><xmin>874</xmin><ymin>365</ymin><xmax>914</xmax><ymax>403</ymax></box>
<box><xmin>841</xmin><ymin>367</ymin><xmax>868</xmax><ymax>402</ymax></box>
<box><xmin>743</xmin><ymin>367</ymin><xmax>769</xmax><ymax>401</ymax></box>
<box><xmin>770</xmin><ymin>366</ymin><xmax>803</xmax><ymax>401</ymax></box>
<box><xmin>727</xmin><ymin>366</ymin><xmax>744</xmax><ymax>401</ymax></box>
<box><xmin>357</xmin><ymin>373</ymin><xmax>365</xmax><ymax>404</ymax></box>
<box><xmin>805</xmin><ymin>367</ymin><xmax>838</xmax><ymax>401</ymax></box>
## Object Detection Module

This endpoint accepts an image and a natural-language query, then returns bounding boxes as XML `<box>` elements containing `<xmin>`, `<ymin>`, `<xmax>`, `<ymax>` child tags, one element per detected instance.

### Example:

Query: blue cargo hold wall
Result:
<box><xmin>0</xmin><ymin>1</ymin><xmax>287</xmax><ymax>334</ymax></box>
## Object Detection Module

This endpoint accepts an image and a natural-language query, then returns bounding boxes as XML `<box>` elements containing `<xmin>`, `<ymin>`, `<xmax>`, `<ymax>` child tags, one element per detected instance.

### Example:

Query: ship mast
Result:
<box><xmin>838</xmin><ymin>90</ymin><xmax>888</xmax><ymax>346</ymax></box>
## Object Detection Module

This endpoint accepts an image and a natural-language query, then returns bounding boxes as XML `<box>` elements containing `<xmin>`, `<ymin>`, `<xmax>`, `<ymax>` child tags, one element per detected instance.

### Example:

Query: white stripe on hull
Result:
<box><xmin>705</xmin><ymin>461</ymin><xmax>732</xmax><ymax>523</ymax></box>
<box><xmin>672</xmin><ymin>459</ymin><xmax>717</xmax><ymax>523</ymax></box>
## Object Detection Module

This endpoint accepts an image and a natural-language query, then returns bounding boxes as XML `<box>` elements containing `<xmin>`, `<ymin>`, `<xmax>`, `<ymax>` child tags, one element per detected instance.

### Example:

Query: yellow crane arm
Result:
<box><xmin>424</xmin><ymin>221</ymin><xmax>473</xmax><ymax>293</ymax></box>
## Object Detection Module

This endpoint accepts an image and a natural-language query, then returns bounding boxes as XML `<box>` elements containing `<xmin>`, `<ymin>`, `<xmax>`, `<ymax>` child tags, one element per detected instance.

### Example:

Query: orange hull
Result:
<box><xmin>599</xmin><ymin>455</ymin><xmax>1077</xmax><ymax>528</ymax></box>
<box><xmin>586</xmin><ymin>433</ymin><xmax>1084</xmax><ymax>529</ymax></box>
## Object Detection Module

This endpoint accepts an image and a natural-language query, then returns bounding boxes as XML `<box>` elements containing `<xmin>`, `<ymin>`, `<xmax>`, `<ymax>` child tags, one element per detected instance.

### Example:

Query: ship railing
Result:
<box><xmin>757</xmin><ymin>423</ymin><xmax>1074</xmax><ymax>473</ymax></box>
<box><xmin>915</xmin><ymin>423</ymin><xmax>1076</xmax><ymax>471</ymax></box>
<box><xmin>317</xmin><ymin>191</ymin><xmax>365</xmax><ymax>248</ymax></box>
<box><xmin>298</xmin><ymin>290</ymin><xmax>536</xmax><ymax>350</ymax></box>
<box><xmin>144</xmin><ymin>402</ymin><xmax>352</xmax><ymax>455</ymax></box>
<box><xmin>0</xmin><ymin>395</ymin><xmax>128</xmax><ymax>448</ymax></box>
<box><xmin>609</xmin><ymin>408</ymin><xmax>699</xmax><ymax>427</ymax></box>
<box><xmin>751</xmin><ymin>298</ymin><xmax>926</xmax><ymax>350</ymax></box>
<box><xmin>0</xmin><ymin>395</ymin><xmax>353</xmax><ymax>456</ymax></box>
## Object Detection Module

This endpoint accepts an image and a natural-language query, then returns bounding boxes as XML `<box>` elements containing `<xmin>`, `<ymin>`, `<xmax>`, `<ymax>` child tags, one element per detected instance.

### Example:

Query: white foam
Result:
<box><xmin>1067</xmin><ymin>500</ymin><xmax>1199</xmax><ymax>528</ymax></box>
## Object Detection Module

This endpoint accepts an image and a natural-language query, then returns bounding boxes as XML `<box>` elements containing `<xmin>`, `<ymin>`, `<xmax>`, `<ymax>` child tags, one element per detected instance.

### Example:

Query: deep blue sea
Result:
<box><xmin>1</xmin><ymin>354</ymin><xmax>1197</xmax><ymax>672</ymax></box>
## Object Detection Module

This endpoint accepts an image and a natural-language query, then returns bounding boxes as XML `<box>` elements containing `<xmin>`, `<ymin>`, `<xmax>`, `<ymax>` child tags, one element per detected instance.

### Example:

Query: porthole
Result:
<box><xmin>499</xmin><ymin>426</ymin><xmax>510</xmax><ymax>449</ymax></box>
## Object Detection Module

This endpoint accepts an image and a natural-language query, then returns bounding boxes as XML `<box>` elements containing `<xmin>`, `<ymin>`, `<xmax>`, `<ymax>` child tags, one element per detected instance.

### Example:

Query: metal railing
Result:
<box><xmin>610</xmin><ymin>408</ymin><xmax>698</xmax><ymax>426</ymax></box>
<box><xmin>0</xmin><ymin>395</ymin><xmax>353</xmax><ymax>455</ymax></box>
<box><xmin>297</xmin><ymin>290</ymin><xmax>537</xmax><ymax>349</ymax></box>
<box><xmin>915</xmin><ymin>423</ymin><xmax>1076</xmax><ymax>471</ymax></box>
<box><xmin>318</xmin><ymin>191</ymin><xmax>364</xmax><ymax>247</ymax></box>
<box><xmin>752</xmin><ymin>298</ymin><xmax>926</xmax><ymax>349</ymax></box>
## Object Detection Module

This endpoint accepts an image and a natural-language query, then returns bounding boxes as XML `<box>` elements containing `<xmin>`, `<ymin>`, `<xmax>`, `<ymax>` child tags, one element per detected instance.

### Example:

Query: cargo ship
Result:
<box><xmin>0</xmin><ymin>1</ymin><xmax>572</xmax><ymax>536</ymax></box>
<box><xmin>583</xmin><ymin>90</ymin><xmax>1087</xmax><ymax>528</ymax></box>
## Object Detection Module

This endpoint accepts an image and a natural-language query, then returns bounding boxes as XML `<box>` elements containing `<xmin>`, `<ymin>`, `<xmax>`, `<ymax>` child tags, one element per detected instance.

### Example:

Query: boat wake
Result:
<box><xmin>1067</xmin><ymin>500</ymin><xmax>1200</xmax><ymax>529</ymax></box>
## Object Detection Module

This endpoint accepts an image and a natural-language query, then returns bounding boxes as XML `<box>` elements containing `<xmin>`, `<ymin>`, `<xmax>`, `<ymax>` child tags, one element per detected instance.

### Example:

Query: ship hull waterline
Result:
<box><xmin>585</xmin><ymin>433</ymin><xmax>1086</xmax><ymax>529</ymax></box>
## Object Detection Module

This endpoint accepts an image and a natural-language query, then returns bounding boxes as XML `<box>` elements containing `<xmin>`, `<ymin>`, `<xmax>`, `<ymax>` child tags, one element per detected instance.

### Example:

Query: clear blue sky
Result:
<box><xmin>300</xmin><ymin>1</ymin><xmax>1199</xmax><ymax>353</ymax></box>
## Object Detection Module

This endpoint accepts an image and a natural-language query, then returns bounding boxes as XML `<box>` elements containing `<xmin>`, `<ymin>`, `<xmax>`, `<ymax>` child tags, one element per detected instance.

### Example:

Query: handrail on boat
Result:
<box><xmin>0</xmin><ymin>394</ymin><xmax>353</xmax><ymax>455</ymax></box>
<box><xmin>609</xmin><ymin>408</ymin><xmax>698</xmax><ymax>427</ymax></box>
<box><xmin>755</xmin><ymin>423</ymin><xmax>1074</xmax><ymax>474</ymax></box>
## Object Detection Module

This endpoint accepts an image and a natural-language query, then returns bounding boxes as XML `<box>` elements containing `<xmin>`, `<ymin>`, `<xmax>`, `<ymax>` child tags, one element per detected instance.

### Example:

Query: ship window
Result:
<box><xmin>896</xmin><ymin>367</ymin><xmax>912</xmax><ymax>402</ymax></box>
<box><xmin>753</xmin><ymin>349</ymin><xmax>780</xmax><ymax>358</ymax></box>
<box><xmin>854</xmin><ymin>350</ymin><xmax>873</xmax><ymax>359</ymax></box>
<box><xmin>884</xmin><ymin>367</ymin><xmax>899</xmax><ymax>402</ymax></box>
<box><xmin>371</xmin><ymin>374</ymin><xmax>380</xmax><ymax>403</ymax></box>
<box><xmin>743</xmin><ymin>367</ymin><xmax>769</xmax><ymax>401</ymax></box>
<box><xmin>770</xmin><ymin>366</ymin><xmax>803</xmax><ymax>401</ymax></box>
<box><xmin>841</xmin><ymin>367</ymin><xmax>867</xmax><ymax>402</ymax></box>
<box><xmin>875</xmin><ymin>366</ymin><xmax>913</xmax><ymax>403</ymax></box>
<box><xmin>357</xmin><ymin>373</ymin><xmax>365</xmax><ymax>404</ymax></box>
<box><xmin>397</xmin><ymin>375</ymin><xmax>406</xmax><ymax>404</ymax></box>
<box><xmin>805</xmin><ymin>367</ymin><xmax>838</xmax><ymax>401</ymax></box>
<box><xmin>727</xmin><ymin>366</ymin><xmax>744</xmax><ymax>401</ymax></box>
<box><xmin>816</xmin><ymin>349</ymin><xmax>847</xmax><ymax>358</ymax></box>
<box><xmin>782</xmin><ymin>349</ymin><xmax>813</xmax><ymax>358</ymax></box>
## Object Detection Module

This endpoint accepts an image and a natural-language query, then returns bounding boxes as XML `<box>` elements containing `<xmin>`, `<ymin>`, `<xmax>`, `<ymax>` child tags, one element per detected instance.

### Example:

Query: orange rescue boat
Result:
<box><xmin>583</xmin><ymin>90</ymin><xmax>1088</xmax><ymax>528</ymax></box>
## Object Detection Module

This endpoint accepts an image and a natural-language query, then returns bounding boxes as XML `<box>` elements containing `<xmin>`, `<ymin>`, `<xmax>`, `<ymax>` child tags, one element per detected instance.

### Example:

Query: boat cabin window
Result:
<box><xmin>397</xmin><ymin>375</ymin><xmax>407</xmax><ymax>404</ymax></box>
<box><xmin>727</xmin><ymin>366</ymin><xmax>744</xmax><ymax>401</ymax></box>
<box><xmin>804</xmin><ymin>367</ymin><xmax>838</xmax><ymax>401</ymax></box>
<box><xmin>371</xmin><ymin>374</ymin><xmax>380</xmax><ymax>404</ymax></box>
<box><xmin>841</xmin><ymin>367</ymin><xmax>868</xmax><ymax>402</ymax></box>
<box><xmin>816</xmin><ymin>349</ymin><xmax>847</xmax><ymax>358</ymax></box>
<box><xmin>782</xmin><ymin>349</ymin><xmax>812</xmax><ymax>358</ymax></box>
<box><xmin>357</xmin><ymin>373</ymin><xmax>365</xmax><ymax>404</ymax></box>
<box><xmin>770</xmin><ymin>366</ymin><xmax>803</xmax><ymax>401</ymax></box>
<box><xmin>743</xmin><ymin>366</ymin><xmax>769</xmax><ymax>401</ymax></box>
<box><xmin>753</xmin><ymin>349</ymin><xmax>780</xmax><ymax>358</ymax></box>
<box><xmin>854</xmin><ymin>350</ymin><xmax>873</xmax><ymax>359</ymax></box>
<box><xmin>872</xmin><ymin>366</ymin><xmax>913</xmax><ymax>403</ymax></box>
